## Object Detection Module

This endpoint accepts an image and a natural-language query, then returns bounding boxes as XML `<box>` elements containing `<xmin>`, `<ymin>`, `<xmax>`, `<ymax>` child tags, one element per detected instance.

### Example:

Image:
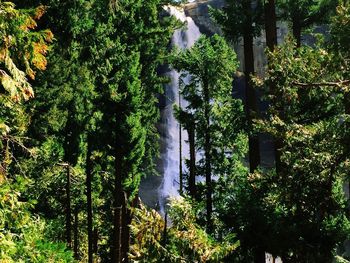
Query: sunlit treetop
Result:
<box><xmin>0</xmin><ymin>1</ymin><xmax>53</xmax><ymax>103</ymax></box>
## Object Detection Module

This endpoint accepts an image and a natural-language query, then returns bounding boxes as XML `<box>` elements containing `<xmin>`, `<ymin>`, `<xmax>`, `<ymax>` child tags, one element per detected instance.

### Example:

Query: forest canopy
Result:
<box><xmin>1</xmin><ymin>0</ymin><xmax>350</xmax><ymax>262</ymax></box>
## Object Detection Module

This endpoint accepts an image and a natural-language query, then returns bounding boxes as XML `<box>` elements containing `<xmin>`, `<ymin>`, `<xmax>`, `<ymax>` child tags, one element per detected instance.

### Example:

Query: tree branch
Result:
<box><xmin>292</xmin><ymin>80</ymin><xmax>350</xmax><ymax>88</ymax></box>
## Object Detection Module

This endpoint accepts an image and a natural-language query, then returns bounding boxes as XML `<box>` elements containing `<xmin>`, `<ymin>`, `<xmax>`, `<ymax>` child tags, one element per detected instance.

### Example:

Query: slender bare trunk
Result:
<box><xmin>121</xmin><ymin>193</ymin><xmax>130</xmax><ymax>263</ymax></box>
<box><xmin>203</xmin><ymin>79</ymin><xmax>213</xmax><ymax>233</ymax></box>
<box><xmin>243</xmin><ymin>1</ymin><xmax>263</xmax><ymax>261</ymax></box>
<box><xmin>345</xmin><ymin>93</ymin><xmax>350</xmax><ymax>193</ymax></box>
<box><xmin>243</xmin><ymin>0</ymin><xmax>260</xmax><ymax>173</ymax></box>
<box><xmin>112</xmin><ymin>205</ymin><xmax>122</xmax><ymax>263</ymax></box>
<box><xmin>254</xmin><ymin>247</ymin><xmax>266</xmax><ymax>263</ymax></box>
<box><xmin>66</xmin><ymin>165</ymin><xmax>72</xmax><ymax>248</ymax></box>
<box><xmin>264</xmin><ymin>0</ymin><xmax>282</xmax><ymax>173</ymax></box>
<box><xmin>264</xmin><ymin>0</ymin><xmax>277</xmax><ymax>51</ymax></box>
<box><xmin>162</xmin><ymin>212</ymin><xmax>168</xmax><ymax>246</ymax></box>
<box><xmin>179</xmin><ymin>89</ymin><xmax>183</xmax><ymax>194</ymax></box>
<box><xmin>86</xmin><ymin>135</ymin><xmax>93</xmax><ymax>263</ymax></box>
<box><xmin>188</xmin><ymin>125</ymin><xmax>196</xmax><ymax>198</ymax></box>
<box><xmin>292</xmin><ymin>19</ymin><xmax>302</xmax><ymax>48</ymax></box>
<box><xmin>73</xmin><ymin>206</ymin><xmax>79</xmax><ymax>259</ymax></box>
<box><xmin>112</xmin><ymin>128</ymin><xmax>123</xmax><ymax>263</ymax></box>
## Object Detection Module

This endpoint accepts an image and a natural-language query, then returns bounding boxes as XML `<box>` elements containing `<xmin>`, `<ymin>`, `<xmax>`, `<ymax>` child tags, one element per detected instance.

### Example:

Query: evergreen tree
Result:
<box><xmin>212</xmin><ymin>2</ymin><xmax>266</xmax><ymax>261</ymax></box>
<box><xmin>278</xmin><ymin>0</ymin><xmax>338</xmax><ymax>47</ymax></box>
<box><xmin>85</xmin><ymin>1</ymin><xmax>178</xmax><ymax>261</ymax></box>
<box><xmin>172</xmin><ymin>34</ymin><xmax>245</xmax><ymax>233</ymax></box>
<box><xmin>12</xmin><ymin>0</ymin><xmax>178</xmax><ymax>261</ymax></box>
<box><xmin>21</xmin><ymin>1</ymin><xmax>97</xmax><ymax>260</ymax></box>
<box><xmin>0</xmin><ymin>2</ymin><xmax>75</xmax><ymax>261</ymax></box>
<box><xmin>246</xmin><ymin>34</ymin><xmax>350</xmax><ymax>262</ymax></box>
<box><xmin>212</xmin><ymin>0</ymin><xmax>263</xmax><ymax>175</ymax></box>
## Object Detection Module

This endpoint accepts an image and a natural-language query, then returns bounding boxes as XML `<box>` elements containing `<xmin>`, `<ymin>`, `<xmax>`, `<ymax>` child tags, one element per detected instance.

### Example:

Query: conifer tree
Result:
<box><xmin>212</xmin><ymin>2</ymin><xmax>266</xmax><ymax>261</ymax></box>
<box><xmin>246</xmin><ymin>22</ymin><xmax>350</xmax><ymax>260</ymax></box>
<box><xmin>173</xmin><ymin>34</ymin><xmax>244</xmax><ymax>233</ymax></box>
<box><xmin>0</xmin><ymin>1</ymin><xmax>53</xmax><ymax>175</ymax></box>
<box><xmin>87</xmin><ymin>1</ymin><xmax>178</xmax><ymax>261</ymax></box>
<box><xmin>0</xmin><ymin>2</ymin><xmax>77</xmax><ymax>261</ymax></box>
<box><xmin>278</xmin><ymin>0</ymin><xmax>338</xmax><ymax>47</ymax></box>
<box><xmin>212</xmin><ymin>0</ymin><xmax>263</xmax><ymax>175</ymax></box>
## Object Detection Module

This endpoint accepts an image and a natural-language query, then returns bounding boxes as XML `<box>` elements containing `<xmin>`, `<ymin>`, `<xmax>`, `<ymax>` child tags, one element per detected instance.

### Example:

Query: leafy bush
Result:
<box><xmin>130</xmin><ymin>197</ymin><xmax>239</xmax><ymax>262</ymax></box>
<box><xmin>0</xmin><ymin>178</ymin><xmax>75</xmax><ymax>262</ymax></box>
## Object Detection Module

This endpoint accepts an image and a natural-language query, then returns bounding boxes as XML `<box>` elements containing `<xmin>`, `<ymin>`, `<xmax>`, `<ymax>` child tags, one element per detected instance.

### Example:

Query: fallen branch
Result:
<box><xmin>292</xmin><ymin>80</ymin><xmax>350</xmax><ymax>88</ymax></box>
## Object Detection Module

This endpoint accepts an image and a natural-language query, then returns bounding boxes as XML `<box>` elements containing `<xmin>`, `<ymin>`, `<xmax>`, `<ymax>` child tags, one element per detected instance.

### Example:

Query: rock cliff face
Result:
<box><xmin>184</xmin><ymin>0</ymin><xmax>225</xmax><ymax>35</ymax></box>
<box><xmin>183</xmin><ymin>0</ymin><xmax>263</xmax><ymax>75</ymax></box>
<box><xmin>183</xmin><ymin>1</ymin><xmax>289</xmax><ymax>77</ymax></box>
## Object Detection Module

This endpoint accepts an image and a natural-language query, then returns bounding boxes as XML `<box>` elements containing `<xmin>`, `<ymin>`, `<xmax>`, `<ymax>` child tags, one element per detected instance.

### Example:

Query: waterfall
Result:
<box><xmin>158</xmin><ymin>5</ymin><xmax>202</xmax><ymax>213</ymax></box>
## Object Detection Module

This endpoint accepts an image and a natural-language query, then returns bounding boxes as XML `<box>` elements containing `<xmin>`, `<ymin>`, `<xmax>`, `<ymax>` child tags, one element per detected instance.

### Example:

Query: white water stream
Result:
<box><xmin>158</xmin><ymin>5</ymin><xmax>201</xmax><ymax>213</ymax></box>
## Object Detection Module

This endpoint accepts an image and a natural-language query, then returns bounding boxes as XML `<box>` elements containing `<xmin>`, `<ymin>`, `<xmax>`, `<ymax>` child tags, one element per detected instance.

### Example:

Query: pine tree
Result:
<box><xmin>212</xmin><ymin>0</ymin><xmax>263</xmax><ymax>174</ymax></box>
<box><xmin>212</xmin><ymin>2</ymin><xmax>266</xmax><ymax>261</ymax></box>
<box><xmin>278</xmin><ymin>0</ymin><xmax>338</xmax><ymax>47</ymax></box>
<box><xmin>173</xmin><ymin>34</ymin><xmax>244</xmax><ymax>233</ymax></box>
<box><xmin>250</xmin><ymin>30</ymin><xmax>350</xmax><ymax>261</ymax></box>
<box><xmin>87</xmin><ymin>1</ymin><xmax>178</xmax><ymax>261</ymax></box>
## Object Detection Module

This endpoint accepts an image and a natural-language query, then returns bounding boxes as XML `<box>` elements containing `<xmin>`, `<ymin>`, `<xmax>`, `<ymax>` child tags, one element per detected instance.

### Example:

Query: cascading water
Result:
<box><xmin>158</xmin><ymin>5</ymin><xmax>202</xmax><ymax>213</ymax></box>
<box><xmin>138</xmin><ymin>2</ymin><xmax>282</xmax><ymax>262</ymax></box>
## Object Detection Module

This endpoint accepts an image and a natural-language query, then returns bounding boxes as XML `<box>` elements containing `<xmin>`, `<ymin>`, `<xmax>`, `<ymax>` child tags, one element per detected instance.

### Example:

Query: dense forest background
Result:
<box><xmin>1</xmin><ymin>0</ymin><xmax>350</xmax><ymax>262</ymax></box>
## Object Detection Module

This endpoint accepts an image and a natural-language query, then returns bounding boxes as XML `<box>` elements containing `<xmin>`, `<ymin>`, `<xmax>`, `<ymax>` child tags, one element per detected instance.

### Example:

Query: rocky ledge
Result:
<box><xmin>184</xmin><ymin>0</ymin><xmax>225</xmax><ymax>35</ymax></box>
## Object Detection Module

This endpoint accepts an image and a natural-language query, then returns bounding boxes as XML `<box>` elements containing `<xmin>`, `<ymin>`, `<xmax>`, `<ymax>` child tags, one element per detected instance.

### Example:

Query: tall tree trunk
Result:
<box><xmin>254</xmin><ymin>247</ymin><xmax>266</xmax><ymax>263</ymax></box>
<box><xmin>243</xmin><ymin>1</ymin><xmax>263</xmax><ymax>262</ymax></box>
<box><xmin>179</xmin><ymin>89</ymin><xmax>183</xmax><ymax>194</ymax></box>
<box><xmin>345</xmin><ymin>93</ymin><xmax>350</xmax><ymax>194</ymax></box>
<box><xmin>86</xmin><ymin>135</ymin><xmax>93</xmax><ymax>263</ymax></box>
<box><xmin>203</xmin><ymin>80</ymin><xmax>213</xmax><ymax>233</ymax></box>
<box><xmin>112</xmin><ymin>144</ymin><xmax>123</xmax><ymax>263</ymax></box>
<box><xmin>188</xmin><ymin>124</ymin><xmax>196</xmax><ymax>198</ymax></box>
<box><xmin>292</xmin><ymin>19</ymin><xmax>302</xmax><ymax>48</ymax></box>
<box><xmin>93</xmin><ymin>228</ymin><xmax>98</xmax><ymax>254</ymax></box>
<box><xmin>121</xmin><ymin>193</ymin><xmax>131</xmax><ymax>263</ymax></box>
<box><xmin>66</xmin><ymin>165</ymin><xmax>72</xmax><ymax>248</ymax></box>
<box><xmin>73</xmin><ymin>206</ymin><xmax>79</xmax><ymax>260</ymax></box>
<box><xmin>264</xmin><ymin>0</ymin><xmax>282</xmax><ymax>173</ymax></box>
<box><xmin>243</xmin><ymin>0</ymin><xmax>260</xmax><ymax>174</ymax></box>
<box><xmin>264</xmin><ymin>0</ymin><xmax>277</xmax><ymax>51</ymax></box>
<box><xmin>162</xmin><ymin>212</ymin><xmax>168</xmax><ymax>246</ymax></box>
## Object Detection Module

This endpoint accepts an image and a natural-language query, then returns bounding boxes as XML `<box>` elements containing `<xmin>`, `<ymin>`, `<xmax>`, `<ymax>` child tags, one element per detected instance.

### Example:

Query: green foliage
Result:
<box><xmin>0</xmin><ymin>1</ymin><xmax>52</xmax><ymax>180</ymax></box>
<box><xmin>277</xmin><ymin>0</ymin><xmax>338</xmax><ymax>27</ymax></box>
<box><xmin>0</xmin><ymin>178</ymin><xmax>74</xmax><ymax>262</ymax></box>
<box><xmin>130</xmin><ymin>198</ymin><xmax>239</xmax><ymax>263</ymax></box>
<box><xmin>172</xmin><ymin>34</ymin><xmax>246</xmax><ymax>232</ymax></box>
<box><xmin>16</xmin><ymin>0</ymin><xmax>179</xmax><ymax>261</ymax></box>
<box><xmin>277</xmin><ymin>0</ymin><xmax>338</xmax><ymax>46</ymax></box>
<box><xmin>168</xmin><ymin>198</ymin><xmax>239</xmax><ymax>262</ymax></box>
<box><xmin>0</xmin><ymin>2</ymin><xmax>53</xmax><ymax>102</ymax></box>
<box><xmin>236</xmin><ymin>34</ymin><xmax>350</xmax><ymax>261</ymax></box>
<box><xmin>330</xmin><ymin>2</ymin><xmax>350</xmax><ymax>59</ymax></box>
<box><xmin>335</xmin><ymin>256</ymin><xmax>350</xmax><ymax>263</ymax></box>
<box><xmin>210</xmin><ymin>0</ymin><xmax>264</xmax><ymax>42</ymax></box>
<box><xmin>2</xmin><ymin>1</ymin><xmax>350</xmax><ymax>262</ymax></box>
